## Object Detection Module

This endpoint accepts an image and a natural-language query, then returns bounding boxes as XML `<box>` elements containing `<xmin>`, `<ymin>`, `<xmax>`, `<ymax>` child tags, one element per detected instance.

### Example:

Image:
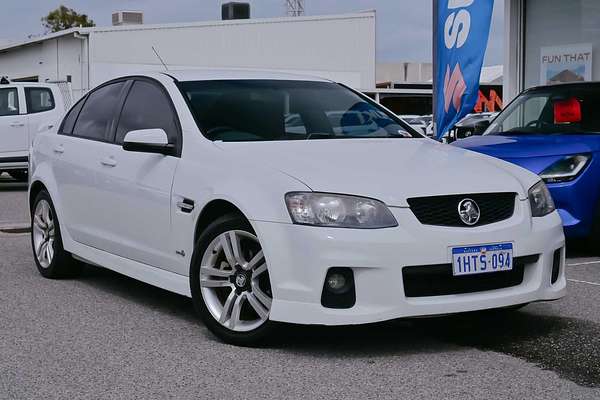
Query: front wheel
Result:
<box><xmin>31</xmin><ymin>190</ymin><xmax>82</xmax><ymax>278</ymax></box>
<box><xmin>190</xmin><ymin>214</ymin><xmax>275</xmax><ymax>346</ymax></box>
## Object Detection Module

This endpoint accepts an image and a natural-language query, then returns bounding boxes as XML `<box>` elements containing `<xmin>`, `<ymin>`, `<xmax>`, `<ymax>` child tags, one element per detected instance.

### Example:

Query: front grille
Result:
<box><xmin>402</xmin><ymin>255</ymin><xmax>539</xmax><ymax>298</ymax></box>
<box><xmin>407</xmin><ymin>192</ymin><xmax>517</xmax><ymax>227</ymax></box>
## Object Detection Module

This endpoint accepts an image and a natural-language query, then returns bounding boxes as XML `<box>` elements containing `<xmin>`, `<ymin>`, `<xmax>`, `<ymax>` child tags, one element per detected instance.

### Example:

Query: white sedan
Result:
<box><xmin>29</xmin><ymin>70</ymin><xmax>566</xmax><ymax>346</ymax></box>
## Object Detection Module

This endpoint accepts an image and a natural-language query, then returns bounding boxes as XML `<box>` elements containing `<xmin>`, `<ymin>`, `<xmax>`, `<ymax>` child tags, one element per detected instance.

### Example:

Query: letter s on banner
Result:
<box><xmin>434</xmin><ymin>0</ymin><xmax>494</xmax><ymax>139</ymax></box>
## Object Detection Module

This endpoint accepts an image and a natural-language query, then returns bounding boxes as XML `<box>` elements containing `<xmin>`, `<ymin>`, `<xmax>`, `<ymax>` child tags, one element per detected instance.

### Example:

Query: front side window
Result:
<box><xmin>0</xmin><ymin>88</ymin><xmax>19</xmax><ymax>116</ymax></box>
<box><xmin>72</xmin><ymin>82</ymin><xmax>126</xmax><ymax>141</ymax></box>
<box><xmin>486</xmin><ymin>84</ymin><xmax>600</xmax><ymax>135</ymax></box>
<box><xmin>25</xmin><ymin>87</ymin><xmax>55</xmax><ymax>114</ymax></box>
<box><xmin>115</xmin><ymin>80</ymin><xmax>179</xmax><ymax>145</ymax></box>
<box><xmin>178</xmin><ymin>80</ymin><xmax>419</xmax><ymax>142</ymax></box>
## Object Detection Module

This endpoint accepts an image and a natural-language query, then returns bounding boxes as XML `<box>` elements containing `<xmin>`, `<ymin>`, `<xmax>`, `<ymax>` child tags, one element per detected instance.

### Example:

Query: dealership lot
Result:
<box><xmin>1</xmin><ymin>175</ymin><xmax>599</xmax><ymax>399</ymax></box>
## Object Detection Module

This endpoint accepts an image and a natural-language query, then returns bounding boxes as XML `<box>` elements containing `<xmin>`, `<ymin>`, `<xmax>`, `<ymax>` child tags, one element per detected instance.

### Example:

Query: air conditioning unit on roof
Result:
<box><xmin>112</xmin><ymin>11</ymin><xmax>144</xmax><ymax>26</ymax></box>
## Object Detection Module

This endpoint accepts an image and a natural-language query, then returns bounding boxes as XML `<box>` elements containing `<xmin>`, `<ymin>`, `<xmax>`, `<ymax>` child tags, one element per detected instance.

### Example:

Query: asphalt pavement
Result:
<box><xmin>1</xmin><ymin>174</ymin><xmax>599</xmax><ymax>400</ymax></box>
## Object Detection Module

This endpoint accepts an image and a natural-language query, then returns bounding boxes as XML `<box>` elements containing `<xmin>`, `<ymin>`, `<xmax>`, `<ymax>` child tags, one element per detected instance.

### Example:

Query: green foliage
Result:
<box><xmin>42</xmin><ymin>5</ymin><xmax>95</xmax><ymax>33</ymax></box>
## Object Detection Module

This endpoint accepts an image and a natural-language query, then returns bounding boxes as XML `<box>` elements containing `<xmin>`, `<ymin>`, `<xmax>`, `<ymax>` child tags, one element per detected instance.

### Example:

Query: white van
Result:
<box><xmin>0</xmin><ymin>78</ymin><xmax>69</xmax><ymax>181</ymax></box>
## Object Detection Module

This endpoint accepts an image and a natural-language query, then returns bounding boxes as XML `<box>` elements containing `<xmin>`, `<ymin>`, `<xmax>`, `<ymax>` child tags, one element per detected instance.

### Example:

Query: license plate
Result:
<box><xmin>452</xmin><ymin>243</ymin><xmax>513</xmax><ymax>276</ymax></box>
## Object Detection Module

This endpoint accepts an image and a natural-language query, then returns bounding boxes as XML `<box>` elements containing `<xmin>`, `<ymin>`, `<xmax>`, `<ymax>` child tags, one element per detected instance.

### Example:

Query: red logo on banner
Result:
<box><xmin>443</xmin><ymin>64</ymin><xmax>466</xmax><ymax>112</ymax></box>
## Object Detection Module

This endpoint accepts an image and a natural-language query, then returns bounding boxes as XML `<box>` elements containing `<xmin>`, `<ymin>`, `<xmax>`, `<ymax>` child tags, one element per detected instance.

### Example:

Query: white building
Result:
<box><xmin>505</xmin><ymin>0</ymin><xmax>600</xmax><ymax>100</ymax></box>
<box><xmin>0</xmin><ymin>11</ymin><xmax>376</xmax><ymax>100</ymax></box>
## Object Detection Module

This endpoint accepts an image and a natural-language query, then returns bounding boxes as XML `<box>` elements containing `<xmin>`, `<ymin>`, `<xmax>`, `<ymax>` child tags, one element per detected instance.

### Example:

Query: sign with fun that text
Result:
<box><xmin>541</xmin><ymin>43</ymin><xmax>593</xmax><ymax>85</ymax></box>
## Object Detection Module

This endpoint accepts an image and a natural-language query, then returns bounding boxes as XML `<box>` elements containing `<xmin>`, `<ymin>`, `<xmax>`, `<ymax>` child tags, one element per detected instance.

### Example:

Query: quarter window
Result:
<box><xmin>0</xmin><ymin>88</ymin><xmax>19</xmax><ymax>116</ymax></box>
<box><xmin>25</xmin><ymin>87</ymin><xmax>55</xmax><ymax>114</ymax></box>
<box><xmin>59</xmin><ymin>98</ymin><xmax>86</xmax><ymax>135</ymax></box>
<box><xmin>115</xmin><ymin>80</ymin><xmax>179</xmax><ymax>145</ymax></box>
<box><xmin>72</xmin><ymin>82</ymin><xmax>126</xmax><ymax>141</ymax></box>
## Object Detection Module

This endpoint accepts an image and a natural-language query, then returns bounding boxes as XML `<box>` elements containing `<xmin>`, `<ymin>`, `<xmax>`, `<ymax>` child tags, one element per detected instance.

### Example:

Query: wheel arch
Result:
<box><xmin>29</xmin><ymin>180</ymin><xmax>48</xmax><ymax>209</ymax></box>
<box><xmin>193</xmin><ymin>199</ymin><xmax>249</xmax><ymax>245</ymax></box>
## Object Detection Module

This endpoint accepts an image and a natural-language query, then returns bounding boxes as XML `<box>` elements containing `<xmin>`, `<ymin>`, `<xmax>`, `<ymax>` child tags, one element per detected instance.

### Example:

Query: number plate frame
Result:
<box><xmin>451</xmin><ymin>243</ymin><xmax>514</xmax><ymax>277</ymax></box>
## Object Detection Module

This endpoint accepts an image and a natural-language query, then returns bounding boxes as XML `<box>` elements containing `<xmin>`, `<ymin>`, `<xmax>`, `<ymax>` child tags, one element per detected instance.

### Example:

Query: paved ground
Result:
<box><xmin>1</xmin><ymin>177</ymin><xmax>599</xmax><ymax>399</ymax></box>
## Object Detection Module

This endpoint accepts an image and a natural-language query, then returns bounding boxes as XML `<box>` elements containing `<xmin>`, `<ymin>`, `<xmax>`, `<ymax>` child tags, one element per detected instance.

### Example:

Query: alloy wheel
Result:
<box><xmin>199</xmin><ymin>230</ymin><xmax>272</xmax><ymax>332</ymax></box>
<box><xmin>32</xmin><ymin>199</ymin><xmax>55</xmax><ymax>269</ymax></box>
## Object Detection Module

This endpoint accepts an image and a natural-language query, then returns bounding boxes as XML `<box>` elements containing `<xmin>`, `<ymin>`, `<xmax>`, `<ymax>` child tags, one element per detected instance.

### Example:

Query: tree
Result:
<box><xmin>42</xmin><ymin>5</ymin><xmax>95</xmax><ymax>33</ymax></box>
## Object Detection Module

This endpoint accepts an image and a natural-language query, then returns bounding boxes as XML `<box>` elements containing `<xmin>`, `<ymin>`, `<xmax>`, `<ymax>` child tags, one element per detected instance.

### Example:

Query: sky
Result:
<box><xmin>0</xmin><ymin>0</ymin><xmax>505</xmax><ymax>66</ymax></box>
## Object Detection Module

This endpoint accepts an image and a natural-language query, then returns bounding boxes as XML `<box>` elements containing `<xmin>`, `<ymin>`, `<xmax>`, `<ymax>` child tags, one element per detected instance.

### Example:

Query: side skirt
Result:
<box><xmin>67</xmin><ymin>241</ymin><xmax>192</xmax><ymax>298</ymax></box>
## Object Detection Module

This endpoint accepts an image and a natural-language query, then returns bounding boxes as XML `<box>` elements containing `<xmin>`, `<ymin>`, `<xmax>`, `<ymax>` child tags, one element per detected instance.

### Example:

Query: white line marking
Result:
<box><xmin>567</xmin><ymin>261</ymin><xmax>600</xmax><ymax>267</ymax></box>
<box><xmin>568</xmin><ymin>279</ymin><xmax>600</xmax><ymax>287</ymax></box>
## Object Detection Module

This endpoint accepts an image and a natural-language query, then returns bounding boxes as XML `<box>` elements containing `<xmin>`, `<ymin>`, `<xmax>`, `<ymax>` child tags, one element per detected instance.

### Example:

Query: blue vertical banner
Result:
<box><xmin>434</xmin><ymin>0</ymin><xmax>494</xmax><ymax>139</ymax></box>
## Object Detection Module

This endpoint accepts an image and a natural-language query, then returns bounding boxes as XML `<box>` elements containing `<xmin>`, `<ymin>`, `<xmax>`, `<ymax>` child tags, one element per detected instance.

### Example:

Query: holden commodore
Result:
<box><xmin>29</xmin><ymin>70</ymin><xmax>566</xmax><ymax>346</ymax></box>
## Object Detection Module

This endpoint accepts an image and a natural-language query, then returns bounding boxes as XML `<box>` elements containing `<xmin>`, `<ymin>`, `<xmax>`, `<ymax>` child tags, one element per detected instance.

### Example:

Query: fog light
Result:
<box><xmin>321</xmin><ymin>267</ymin><xmax>355</xmax><ymax>309</ymax></box>
<box><xmin>327</xmin><ymin>273</ymin><xmax>348</xmax><ymax>293</ymax></box>
<box><xmin>551</xmin><ymin>248</ymin><xmax>562</xmax><ymax>284</ymax></box>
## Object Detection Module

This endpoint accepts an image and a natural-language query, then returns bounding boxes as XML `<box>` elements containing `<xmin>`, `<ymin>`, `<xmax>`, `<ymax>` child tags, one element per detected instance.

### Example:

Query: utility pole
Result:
<box><xmin>286</xmin><ymin>0</ymin><xmax>305</xmax><ymax>17</ymax></box>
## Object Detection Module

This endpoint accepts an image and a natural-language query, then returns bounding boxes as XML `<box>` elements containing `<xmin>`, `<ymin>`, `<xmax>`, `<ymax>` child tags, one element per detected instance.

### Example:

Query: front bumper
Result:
<box><xmin>548</xmin><ymin>179</ymin><xmax>599</xmax><ymax>239</ymax></box>
<box><xmin>253</xmin><ymin>201</ymin><xmax>566</xmax><ymax>326</ymax></box>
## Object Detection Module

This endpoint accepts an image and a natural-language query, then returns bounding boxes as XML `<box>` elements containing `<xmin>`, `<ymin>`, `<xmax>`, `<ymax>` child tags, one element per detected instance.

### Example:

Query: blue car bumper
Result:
<box><xmin>504</xmin><ymin>156</ymin><xmax>599</xmax><ymax>239</ymax></box>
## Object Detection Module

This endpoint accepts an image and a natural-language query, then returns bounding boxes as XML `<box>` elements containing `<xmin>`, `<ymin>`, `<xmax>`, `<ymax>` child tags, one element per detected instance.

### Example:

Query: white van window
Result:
<box><xmin>0</xmin><ymin>88</ymin><xmax>19</xmax><ymax>116</ymax></box>
<box><xmin>26</xmin><ymin>87</ymin><xmax>55</xmax><ymax>114</ymax></box>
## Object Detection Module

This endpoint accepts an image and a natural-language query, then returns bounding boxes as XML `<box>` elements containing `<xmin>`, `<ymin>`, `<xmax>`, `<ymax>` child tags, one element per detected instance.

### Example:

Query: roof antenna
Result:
<box><xmin>152</xmin><ymin>46</ymin><xmax>169</xmax><ymax>71</ymax></box>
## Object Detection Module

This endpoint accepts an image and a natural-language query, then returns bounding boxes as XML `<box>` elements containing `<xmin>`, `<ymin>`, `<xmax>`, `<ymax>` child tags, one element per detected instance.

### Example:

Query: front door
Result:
<box><xmin>92</xmin><ymin>79</ymin><xmax>182</xmax><ymax>272</ymax></box>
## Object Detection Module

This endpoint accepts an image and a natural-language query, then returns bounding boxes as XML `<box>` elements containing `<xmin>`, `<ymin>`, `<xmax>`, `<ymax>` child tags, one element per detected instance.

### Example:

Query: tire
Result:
<box><xmin>190</xmin><ymin>214</ymin><xmax>276</xmax><ymax>346</ymax></box>
<box><xmin>9</xmin><ymin>170</ymin><xmax>28</xmax><ymax>182</ymax></box>
<box><xmin>30</xmin><ymin>190</ymin><xmax>82</xmax><ymax>279</ymax></box>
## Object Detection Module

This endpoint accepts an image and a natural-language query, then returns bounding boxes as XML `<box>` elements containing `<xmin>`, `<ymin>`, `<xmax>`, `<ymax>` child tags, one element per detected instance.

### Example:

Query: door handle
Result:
<box><xmin>53</xmin><ymin>145</ymin><xmax>65</xmax><ymax>154</ymax></box>
<box><xmin>9</xmin><ymin>122</ymin><xmax>25</xmax><ymax>127</ymax></box>
<box><xmin>100</xmin><ymin>157</ymin><xmax>117</xmax><ymax>167</ymax></box>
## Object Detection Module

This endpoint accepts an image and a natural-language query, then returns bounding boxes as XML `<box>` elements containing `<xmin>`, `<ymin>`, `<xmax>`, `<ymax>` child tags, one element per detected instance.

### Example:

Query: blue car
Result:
<box><xmin>454</xmin><ymin>82</ymin><xmax>600</xmax><ymax>240</ymax></box>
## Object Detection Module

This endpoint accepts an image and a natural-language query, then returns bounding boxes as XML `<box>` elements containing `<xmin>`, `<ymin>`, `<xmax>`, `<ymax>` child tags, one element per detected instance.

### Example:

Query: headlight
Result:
<box><xmin>528</xmin><ymin>181</ymin><xmax>555</xmax><ymax>217</ymax></box>
<box><xmin>540</xmin><ymin>154</ymin><xmax>590</xmax><ymax>183</ymax></box>
<box><xmin>285</xmin><ymin>192</ymin><xmax>398</xmax><ymax>229</ymax></box>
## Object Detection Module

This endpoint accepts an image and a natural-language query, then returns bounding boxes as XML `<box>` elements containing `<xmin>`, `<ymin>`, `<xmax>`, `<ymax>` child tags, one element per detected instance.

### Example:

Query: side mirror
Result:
<box><xmin>473</xmin><ymin>120</ymin><xmax>491</xmax><ymax>134</ymax></box>
<box><xmin>122</xmin><ymin>129</ymin><xmax>175</xmax><ymax>155</ymax></box>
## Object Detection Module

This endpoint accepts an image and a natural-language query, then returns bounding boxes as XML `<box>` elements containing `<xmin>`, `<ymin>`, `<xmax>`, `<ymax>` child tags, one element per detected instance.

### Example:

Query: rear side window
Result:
<box><xmin>59</xmin><ymin>98</ymin><xmax>86</xmax><ymax>135</ymax></box>
<box><xmin>25</xmin><ymin>87</ymin><xmax>55</xmax><ymax>114</ymax></box>
<box><xmin>115</xmin><ymin>80</ymin><xmax>179</xmax><ymax>145</ymax></box>
<box><xmin>0</xmin><ymin>88</ymin><xmax>19</xmax><ymax>116</ymax></box>
<box><xmin>73</xmin><ymin>82</ymin><xmax>126</xmax><ymax>142</ymax></box>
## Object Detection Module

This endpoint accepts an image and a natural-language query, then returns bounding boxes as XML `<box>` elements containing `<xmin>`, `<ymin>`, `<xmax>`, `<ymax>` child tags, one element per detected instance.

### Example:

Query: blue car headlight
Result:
<box><xmin>540</xmin><ymin>154</ymin><xmax>591</xmax><ymax>183</ymax></box>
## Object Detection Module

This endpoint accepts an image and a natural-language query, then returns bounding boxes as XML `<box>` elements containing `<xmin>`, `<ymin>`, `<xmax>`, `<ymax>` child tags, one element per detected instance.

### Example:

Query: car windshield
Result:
<box><xmin>178</xmin><ymin>80</ymin><xmax>420</xmax><ymax>142</ymax></box>
<box><xmin>485</xmin><ymin>84</ymin><xmax>600</xmax><ymax>135</ymax></box>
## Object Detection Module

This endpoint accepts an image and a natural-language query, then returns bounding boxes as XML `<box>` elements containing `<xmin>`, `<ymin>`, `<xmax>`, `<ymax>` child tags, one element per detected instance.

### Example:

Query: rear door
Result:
<box><xmin>51</xmin><ymin>80</ymin><xmax>129</xmax><ymax>244</ymax></box>
<box><xmin>91</xmin><ymin>78</ymin><xmax>181</xmax><ymax>271</ymax></box>
<box><xmin>25</xmin><ymin>86</ymin><xmax>59</xmax><ymax>145</ymax></box>
<box><xmin>0</xmin><ymin>86</ymin><xmax>28</xmax><ymax>161</ymax></box>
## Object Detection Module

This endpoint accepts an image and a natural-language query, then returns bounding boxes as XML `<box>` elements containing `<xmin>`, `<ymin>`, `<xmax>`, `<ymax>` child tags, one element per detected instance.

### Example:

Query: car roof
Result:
<box><xmin>525</xmin><ymin>81</ymin><xmax>600</xmax><ymax>93</ymax></box>
<box><xmin>0</xmin><ymin>81</ymin><xmax>59</xmax><ymax>88</ymax></box>
<box><xmin>158</xmin><ymin>69</ymin><xmax>333</xmax><ymax>83</ymax></box>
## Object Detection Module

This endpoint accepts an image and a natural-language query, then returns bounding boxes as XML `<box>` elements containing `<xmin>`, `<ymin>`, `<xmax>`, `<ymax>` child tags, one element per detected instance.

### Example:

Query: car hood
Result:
<box><xmin>454</xmin><ymin>134</ymin><xmax>600</xmax><ymax>158</ymax></box>
<box><xmin>216</xmin><ymin>139</ymin><xmax>539</xmax><ymax>207</ymax></box>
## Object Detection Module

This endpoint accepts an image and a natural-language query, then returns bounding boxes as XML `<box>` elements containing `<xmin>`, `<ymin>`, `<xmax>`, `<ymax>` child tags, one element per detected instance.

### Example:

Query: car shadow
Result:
<box><xmin>415</xmin><ymin>308</ymin><xmax>600</xmax><ymax>388</ymax></box>
<box><xmin>565</xmin><ymin>238</ymin><xmax>597</xmax><ymax>258</ymax></box>
<box><xmin>76</xmin><ymin>264</ymin><xmax>573</xmax><ymax>353</ymax></box>
<box><xmin>0</xmin><ymin>174</ymin><xmax>27</xmax><ymax>192</ymax></box>
<box><xmin>71</xmin><ymin>262</ymin><xmax>598</xmax><ymax>388</ymax></box>
<box><xmin>76</xmin><ymin>264</ymin><xmax>199</xmax><ymax>324</ymax></box>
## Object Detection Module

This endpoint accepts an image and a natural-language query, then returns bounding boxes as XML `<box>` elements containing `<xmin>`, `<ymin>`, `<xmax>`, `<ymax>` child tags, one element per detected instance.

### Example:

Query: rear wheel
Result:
<box><xmin>9</xmin><ymin>170</ymin><xmax>27</xmax><ymax>182</ymax></box>
<box><xmin>190</xmin><ymin>214</ymin><xmax>275</xmax><ymax>346</ymax></box>
<box><xmin>31</xmin><ymin>190</ymin><xmax>82</xmax><ymax>278</ymax></box>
